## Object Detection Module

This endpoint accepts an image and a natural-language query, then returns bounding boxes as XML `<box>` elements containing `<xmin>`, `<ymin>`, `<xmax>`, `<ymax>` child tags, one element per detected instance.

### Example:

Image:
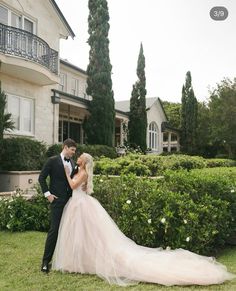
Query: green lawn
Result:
<box><xmin>0</xmin><ymin>232</ymin><xmax>235</xmax><ymax>291</ymax></box>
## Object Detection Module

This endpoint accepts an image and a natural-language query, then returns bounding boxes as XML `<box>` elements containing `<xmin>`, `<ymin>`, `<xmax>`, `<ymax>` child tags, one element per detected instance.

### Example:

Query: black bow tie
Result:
<box><xmin>64</xmin><ymin>157</ymin><xmax>70</xmax><ymax>162</ymax></box>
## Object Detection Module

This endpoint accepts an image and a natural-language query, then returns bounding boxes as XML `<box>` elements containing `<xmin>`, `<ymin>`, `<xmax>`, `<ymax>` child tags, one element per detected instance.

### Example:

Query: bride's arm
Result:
<box><xmin>65</xmin><ymin>167</ymin><xmax>87</xmax><ymax>190</ymax></box>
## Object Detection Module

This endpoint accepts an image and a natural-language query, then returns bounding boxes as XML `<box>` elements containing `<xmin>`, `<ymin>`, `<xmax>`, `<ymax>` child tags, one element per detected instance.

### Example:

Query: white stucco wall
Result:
<box><xmin>1</xmin><ymin>73</ymin><xmax>57</xmax><ymax>145</ymax></box>
<box><xmin>1</xmin><ymin>0</ymin><xmax>68</xmax><ymax>50</ymax></box>
<box><xmin>147</xmin><ymin>100</ymin><xmax>167</xmax><ymax>153</ymax></box>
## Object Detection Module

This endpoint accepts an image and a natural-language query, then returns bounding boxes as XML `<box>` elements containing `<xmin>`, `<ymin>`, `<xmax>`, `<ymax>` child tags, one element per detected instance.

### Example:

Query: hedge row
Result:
<box><xmin>94</xmin><ymin>154</ymin><xmax>236</xmax><ymax>176</ymax></box>
<box><xmin>1</xmin><ymin>167</ymin><xmax>235</xmax><ymax>255</ymax></box>
<box><xmin>0</xmin><ymin>138</ymin><xmax>117</xmax><ymax>171</ymax></box>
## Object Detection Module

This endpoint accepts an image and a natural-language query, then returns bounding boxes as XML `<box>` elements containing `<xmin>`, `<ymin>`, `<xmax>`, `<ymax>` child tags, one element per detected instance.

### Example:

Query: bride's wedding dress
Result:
<box><xmin>53</xmin><ymin>185</ymin><xmax>235</xmax><ymax>286</ymax></box>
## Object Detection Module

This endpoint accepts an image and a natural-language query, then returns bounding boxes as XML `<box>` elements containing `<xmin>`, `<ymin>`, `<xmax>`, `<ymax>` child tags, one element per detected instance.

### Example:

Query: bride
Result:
<box><xmin>52</xmin><ymin>153</ymin><xmax>235</xmax><ymax>286</ymax></box>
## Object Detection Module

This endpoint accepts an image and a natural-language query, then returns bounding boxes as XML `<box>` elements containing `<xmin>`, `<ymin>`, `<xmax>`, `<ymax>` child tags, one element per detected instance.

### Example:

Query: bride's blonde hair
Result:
<box><xmin>83</xmin><ymin>153</ymin><xmax>94</xmax><ymax>195</ymax></box>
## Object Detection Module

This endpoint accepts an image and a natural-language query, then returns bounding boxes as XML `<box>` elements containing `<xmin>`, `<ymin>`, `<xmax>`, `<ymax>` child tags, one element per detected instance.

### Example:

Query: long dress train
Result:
<box><xmin>52</xmin><ymin>185</ymin><xmax>235</xmax><ymax>286</ymax></box>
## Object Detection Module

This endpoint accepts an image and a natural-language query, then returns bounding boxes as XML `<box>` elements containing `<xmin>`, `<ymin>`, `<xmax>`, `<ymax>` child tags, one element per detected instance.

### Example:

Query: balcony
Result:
<box><xmin>0</xmin><ymin>23</ymin><xmax>59</xmax><ymax>85</ymax></box>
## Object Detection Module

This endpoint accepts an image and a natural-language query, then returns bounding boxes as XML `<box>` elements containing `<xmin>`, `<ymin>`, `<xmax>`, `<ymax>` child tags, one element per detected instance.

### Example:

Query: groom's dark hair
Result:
<box><xmin>63</xmin><ymin>138</ymin><xmax>77</xmax><ymax>148</ymax></box>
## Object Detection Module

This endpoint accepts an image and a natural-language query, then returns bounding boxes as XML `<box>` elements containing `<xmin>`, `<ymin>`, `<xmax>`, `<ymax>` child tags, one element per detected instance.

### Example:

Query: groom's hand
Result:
<box><xmin>47</xmin><ymin>194</ymin><xmax>58</xmax><ymax>203</ymax></box>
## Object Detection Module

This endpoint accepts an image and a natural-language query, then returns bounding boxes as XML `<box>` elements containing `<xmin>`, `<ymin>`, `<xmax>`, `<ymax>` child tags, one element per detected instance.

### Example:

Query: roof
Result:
<box><xmin>115</xmin><ymin>97</ymin><xmax>168</xmax><ymax>120</ymax></box>
<box><xmin>60</xmin><ymin>59</ymin><xmax>86</xmax><ymax>75</ymax></box>
<box><xmin>50</xmin><ymin>0</ymin><xmax>75</xmax><ymax>38</ymax></box>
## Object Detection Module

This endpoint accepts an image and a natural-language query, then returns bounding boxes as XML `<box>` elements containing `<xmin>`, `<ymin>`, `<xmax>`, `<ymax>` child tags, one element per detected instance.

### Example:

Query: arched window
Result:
<box><xmin>148</xmin><ymin>122</ymin><xmax>158</xmax><ymax>150</ymax></box>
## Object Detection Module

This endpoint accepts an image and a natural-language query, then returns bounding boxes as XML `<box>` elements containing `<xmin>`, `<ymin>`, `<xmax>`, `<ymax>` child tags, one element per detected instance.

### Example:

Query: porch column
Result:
<box><xmin>168</xmin><ymin>132</ymin><xmax>171</xmax><ymax>152</ymax></box>
<box><xmin>176</xmin><ymin>134</ymin><xmax>180</xmax><ymax>151</ymax></box>
<box><xmin>120</xmin><ymin>119</ymin><xmax>124</xmax><ymax>146</ymax></box>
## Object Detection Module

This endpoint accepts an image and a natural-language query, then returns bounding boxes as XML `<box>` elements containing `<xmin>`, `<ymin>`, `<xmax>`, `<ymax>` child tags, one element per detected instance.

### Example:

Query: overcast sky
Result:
<box><xmin>56</xmin><ymin>0</ymin><xmax>236</xmax><ymax>103</ymax></box>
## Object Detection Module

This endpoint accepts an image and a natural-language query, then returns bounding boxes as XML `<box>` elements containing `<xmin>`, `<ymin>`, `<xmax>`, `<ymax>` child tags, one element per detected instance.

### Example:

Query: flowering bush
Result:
<box><xmin>93</xmin><ymin>171</ymin><xmax>235</xmax><ymax>254</ymax></box>
<box><xmin>0</xmin><ymin>188</ymin><xmax>49</xmax><ymax>232</ymax></box>
<box><xmin>0</xmin><ymin>167</ymin><xmax>235</xmax><ymax>255</ymax></box>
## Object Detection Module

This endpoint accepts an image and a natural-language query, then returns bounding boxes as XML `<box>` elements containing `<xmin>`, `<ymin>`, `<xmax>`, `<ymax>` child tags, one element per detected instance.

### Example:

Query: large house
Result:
<box><xmin>0</xmin><ymin>0</ymin><xmax>179</xmax><ymax>154</ymax></box>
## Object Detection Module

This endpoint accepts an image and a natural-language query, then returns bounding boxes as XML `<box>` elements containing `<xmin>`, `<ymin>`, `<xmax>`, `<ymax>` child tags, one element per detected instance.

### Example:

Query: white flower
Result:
<box><xmin>160</xmin><ymin>218</ymin><xmax>166</xmax><ymax>224</ymax></box>
<box><xmin>166</xmin><ymin>246</ymin><xmax>171</xmax><ymax>251</ymax></box>
<box><xmin>230</xmin><ymin>189</ymin><xmax>235</xmax><ymax>193</ymax></box>
<box><xmin>183</xmin><ymin>219</ymin><xmax>188</xmax><ymax>224</ymax></box>
<box><xmin>6</xmin><ymin>224</ymin><xmax>10</xmax><ymax>229</ymax></box>
<box><xmin>99</xmin><ymin>179</ymin><xmax>103</xmax><ymax>183</ymax></box>
<box><xmin>148</xmin><ymin>219</ymin><xmax>152</xmax><ymax>224</ymax></box>
<box><xmin>150</xmin><ymin>231</ymin><xmax>153</xmax><ymax>234</ymax></box>
<box><xmin>186</xmin><ymin>237</ymin><xmax>190</xmax><ymax>242</ymax></box>
<box><xmin>126</xmin><ymin>200</ymin><xmax>131</xmax><ymax>204</ymax></box>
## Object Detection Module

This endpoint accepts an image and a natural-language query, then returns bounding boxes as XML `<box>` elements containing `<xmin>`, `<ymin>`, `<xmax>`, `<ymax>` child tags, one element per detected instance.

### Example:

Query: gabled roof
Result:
<box><xmin>115</xmin><ymin>97</ymin><xmax>168</xmax><ymax>120</ymax></box>
<box><xmin>60</xmin><ymin>59</ymin><xmax>86</xmax><ymax>75</ymax></box>
<box><xmin>49</xmin><ymin>0</ymin><xmax>75</xmax><ymax>38</ymax></box>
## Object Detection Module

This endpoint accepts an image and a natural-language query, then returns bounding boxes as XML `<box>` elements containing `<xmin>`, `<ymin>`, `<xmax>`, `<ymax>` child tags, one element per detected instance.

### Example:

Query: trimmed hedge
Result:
<box><xmin>1</xmin><ymin>167</ymin><xmax>235</xmax><ymax>255</ymax></box>
<box><xmin>93</xmin><ymin>171</ymin><xmax>236</xmax><ymax>255</ymax></box>
<box><xmin>0</xmin><ymin>137</ymin><xmax>46</xmax><ymax>171</ymax></box>
<box><xmin>46</xmin><ymin>143</ymin><xmax>117</xmax><ymax>159</ymax></box>
<box><xmin>94</xmin><ymin>154</ymin><xmax>236</xmax><ymax>176</ymax></box>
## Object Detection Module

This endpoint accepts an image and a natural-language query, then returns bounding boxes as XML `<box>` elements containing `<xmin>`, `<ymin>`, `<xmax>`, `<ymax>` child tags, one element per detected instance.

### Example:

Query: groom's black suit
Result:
<box><xmin>39</xmin><ymin>155</ymin><xmax>76</xmax><ymax>264</ymax></box>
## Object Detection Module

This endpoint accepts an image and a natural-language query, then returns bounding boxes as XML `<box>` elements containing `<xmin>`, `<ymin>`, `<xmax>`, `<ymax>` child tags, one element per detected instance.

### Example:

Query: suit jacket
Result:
<box><xmin>38</xmin><ymin>155</ymin><xmax>75</xmax><ymax>204</ymax></box>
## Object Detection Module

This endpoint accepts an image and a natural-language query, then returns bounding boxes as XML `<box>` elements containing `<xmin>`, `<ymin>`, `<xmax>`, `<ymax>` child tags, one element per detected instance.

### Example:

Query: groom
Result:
<box><xmin>39</xmin><ymin>138</ymin><xmax>77</xmax><ymax>273</ymax></box>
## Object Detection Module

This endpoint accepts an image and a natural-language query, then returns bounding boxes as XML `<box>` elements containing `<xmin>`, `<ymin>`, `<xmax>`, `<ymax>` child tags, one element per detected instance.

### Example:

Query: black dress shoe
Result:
<box><xmin>41</xmin><ymin>261</ymin><xmax>50</xmax><ymax>273</ymax></box>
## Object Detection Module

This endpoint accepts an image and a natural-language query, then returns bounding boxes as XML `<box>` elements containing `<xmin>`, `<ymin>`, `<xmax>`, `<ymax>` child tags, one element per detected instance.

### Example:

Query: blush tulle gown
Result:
<box><xmin>52</xmin><ymin>185</ymin><xmax>235</xmax><ymax>286</ymax></box>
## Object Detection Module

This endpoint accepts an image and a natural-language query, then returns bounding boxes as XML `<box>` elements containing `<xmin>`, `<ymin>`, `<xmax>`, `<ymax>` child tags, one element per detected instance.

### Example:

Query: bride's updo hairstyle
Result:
<box><xmin>83</xmin><ymin>153</ymin><xmax>94</xmax><ymax>195</ymax></box>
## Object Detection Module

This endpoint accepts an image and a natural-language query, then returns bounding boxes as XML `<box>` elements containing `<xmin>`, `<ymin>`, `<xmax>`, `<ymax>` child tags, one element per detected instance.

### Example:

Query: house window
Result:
<box><xmin>0</xmin><ymin>5</ymin><xmax>35</xmax><ymax>32</ymax></box>
<box><xmin>148</xmin><ymin>122</ymin><xmax>158</xmax><ymax>150</ymax></box>
<box><xmin>7</xmin><ymin>94</ymin><xmax>34</xmax><ymax>135</ymax></box>
<box><xmin>59</xmin><ymin>73</ymin><xmax>66</xmax><ymax>91</ymax></box>
<box><xmin>71</xmin><ymin>78</ymin><xmax>79</xmax><ymax>96</ymax></box>
<box><xmin>59</xmin><ymin>119</ymin><xmax>81</xmax><ymax>143</ymax></box>
<box><xmin>0</xmin><ymin>5</ymin><xmax>8</xmax><ymax>25</ymax></box>
<box><xmin>23</xmin><ymin>18</ymin><xmax>33</xmax><ymax>33</ymax></box>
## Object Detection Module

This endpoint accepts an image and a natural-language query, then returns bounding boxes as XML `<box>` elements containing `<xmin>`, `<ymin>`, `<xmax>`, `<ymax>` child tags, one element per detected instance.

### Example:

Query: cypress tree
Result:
<box><xmin>128</xmin><ymin>43</ymin><xmax>147</xmax><ymax>151</ymax></box>
<box><xmin>85</xmin><ymin>0</ymin><xmax>115</xmax><ymax>146</ymax></box>
<box><xmin>180</xmin><ymin>71</ymin><xmax>198</xmax><ymax>153</ymax></box>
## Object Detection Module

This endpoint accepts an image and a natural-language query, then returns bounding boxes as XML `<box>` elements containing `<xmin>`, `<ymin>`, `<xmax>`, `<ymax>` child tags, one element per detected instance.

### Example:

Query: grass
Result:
<box><xmin>0</xmin><ymin>231</ymin><xmax>235</xmax><ymax>291</ymax></box>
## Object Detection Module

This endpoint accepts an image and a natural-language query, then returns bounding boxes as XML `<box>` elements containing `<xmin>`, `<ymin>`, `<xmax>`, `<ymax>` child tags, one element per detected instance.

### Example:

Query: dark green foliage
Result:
<box><xmin>208</xmin><ymin>78</ymin><xmax>236</xmax><ymax>158</ymax></box>
<box><xmin>180</xmin><ymin>71</ymin><xmax>198</xmax><ymax>154</ymax></box>
<box><xmin>0</xmin><ymin>167</ymin><xmax>235</xmax><ymax>254</ymax></box>
<box><xmin>85</xmin><ymin>0</ymin><xmax>115</xmax><ymax>146</ymax></box>
<box><xmin>0</xmin><ymin>190</ymin><xmax>49</xmax><ymax>232</ymax></box>
<box><xmin>1</xmin><ymin>137</ymin><xmax>47</xmax><ymax>170</ymax></box>
<box><xmin>46</xmin><ymin>143</ymin><xmax>117</xmax><ymax>159</ymax></box>
<box><xmin>93</xmin><ymin>171</ymin><xmax>236</xmax><ymax>254</ymax></box>
<box><xmin>128</xmin><ymin>43</ymin><xmax>147</xmax><ymax>152</ymax></box>
<box><xmin>162</xmin><ymin>101</ymin><xmax>181</xmax><ymax>129</ymax></box>
<box><xmin>94</xmin><ymin>154</ymin><xmax>211</xmax><ymax>176</ymax></box>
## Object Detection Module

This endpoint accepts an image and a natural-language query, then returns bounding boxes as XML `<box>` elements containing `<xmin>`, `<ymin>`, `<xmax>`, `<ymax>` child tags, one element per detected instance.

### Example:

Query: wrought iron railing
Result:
<box><xmin>0</xmin><ymin>23</ymin><xmax>58</xmax><ymax>74</ymax></box>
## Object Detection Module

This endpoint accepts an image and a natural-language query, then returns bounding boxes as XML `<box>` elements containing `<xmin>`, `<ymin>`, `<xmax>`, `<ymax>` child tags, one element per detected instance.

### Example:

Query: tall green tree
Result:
<box><xmin>180</xmin><ymin>71</ymin><xmax>198</xmax><ymax>153</ymax></box>
<box><xmin>162</xmin><ymin>101</ymin><xmax>181</xmax><ymax>129</ymax></box>
<box><xmin>128</xmin><ymin>43</ymin><xmax>147</xmax><ymax>151</ymax></box>
<box><xmin>195</xmin><ymin>101</ymin><xmax>214</xmax><ymax>157</ymax></box>
<box><xmin>208</xmin><ymin>78</ymin><xmax>236</xmax><ymax>158</ymax></box>
<box><xmin>85</xmin><ymin>0</ymin><xmax>115</xmax><ymax>146</ymax></box>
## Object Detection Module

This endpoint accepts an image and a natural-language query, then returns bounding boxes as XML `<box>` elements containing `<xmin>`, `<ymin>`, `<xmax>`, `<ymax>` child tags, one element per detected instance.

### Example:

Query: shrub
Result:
<box><xmin>1</xmin><ymin>138</ymin><xmax>46</xmax><ymax>170</ymax></box>
<box><xmin>0</xmin><ymin>188</ymin><xmax>49</xmax><ymax>232</ymax></box>
<box><xmin>206</xmin><ymin>158</ymin><xmax>236</xmax><ymax>168</ymax></box>
<box><xmin>93</xmin><ymin>172</ymin><xmax>235</xmax><ymax>254</ymax></box>
<box><xmin>46</xmin><ymin>143</ymin><xmax>117</xmax><ymax>159</ymax></box>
